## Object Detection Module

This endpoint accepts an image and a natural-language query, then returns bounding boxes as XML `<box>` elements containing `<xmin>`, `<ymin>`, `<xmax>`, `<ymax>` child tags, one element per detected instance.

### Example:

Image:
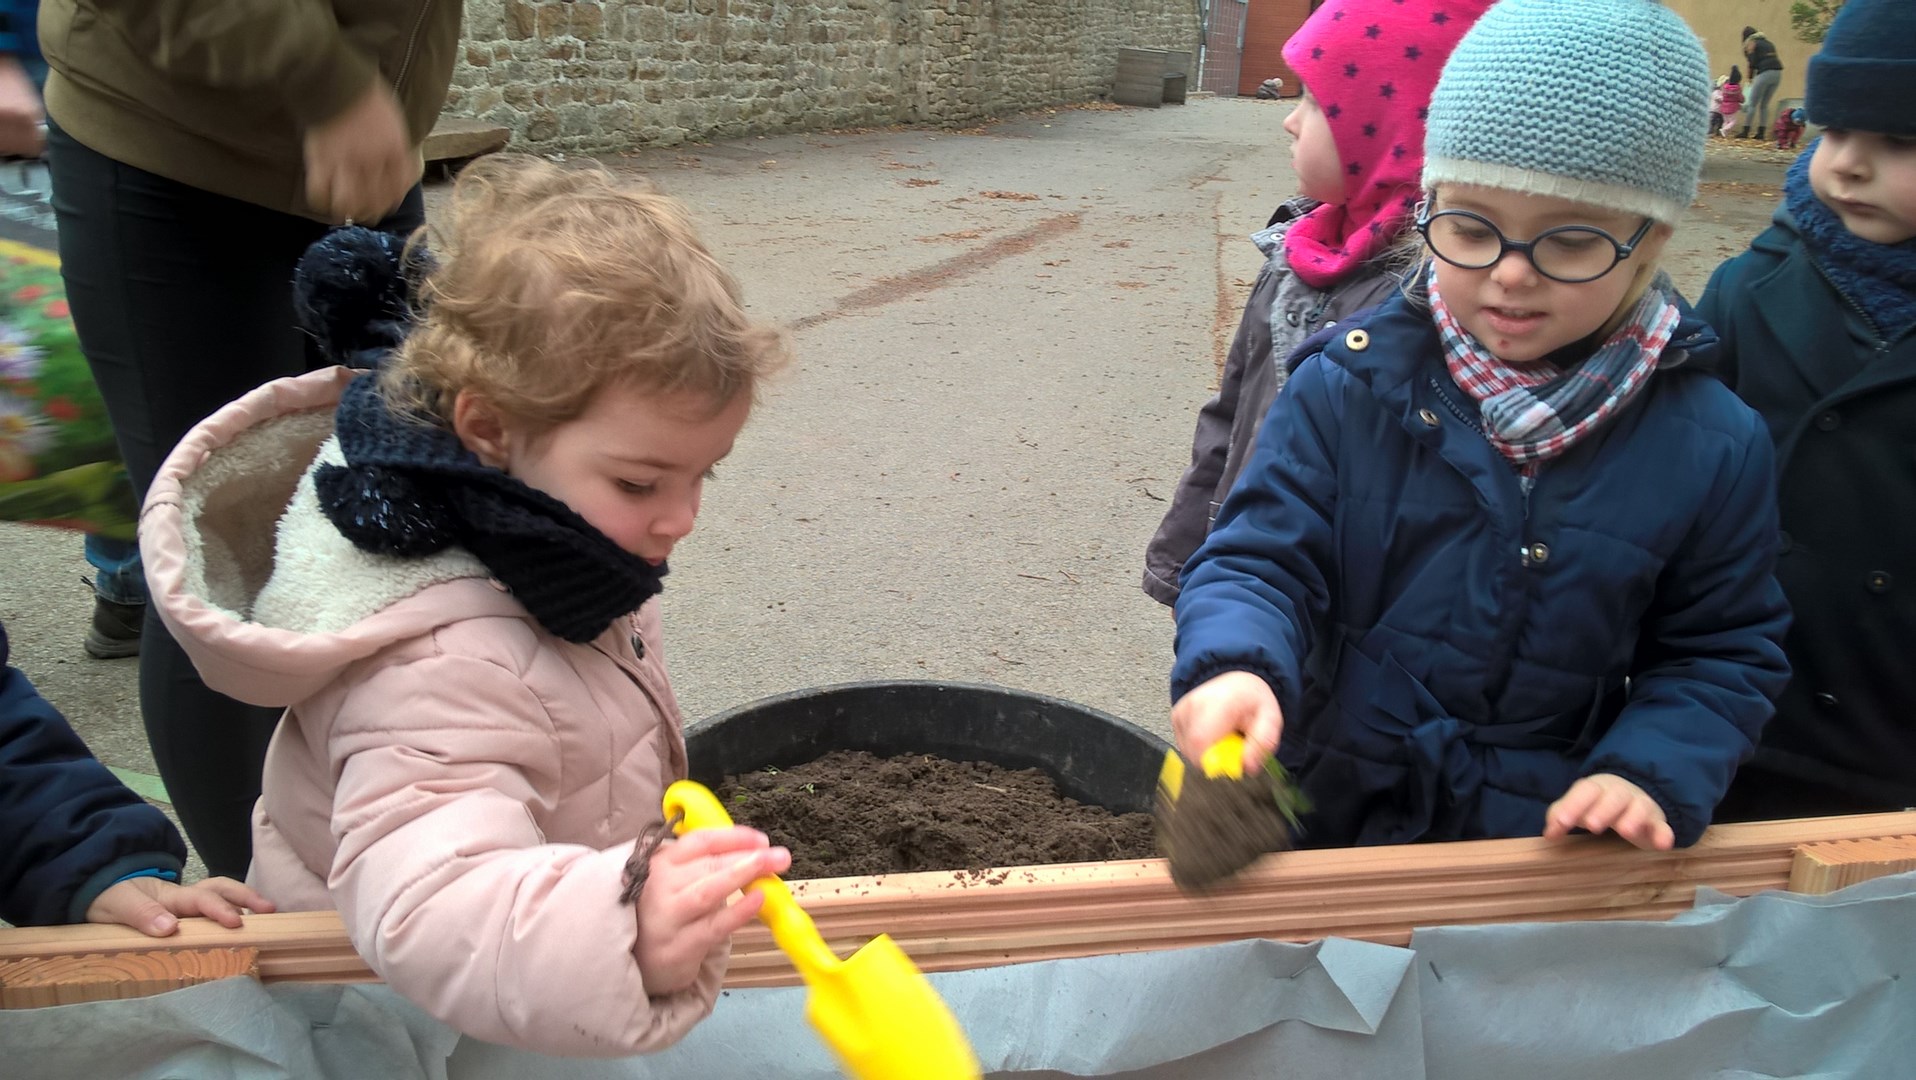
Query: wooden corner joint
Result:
<box><xmin>1788</xmin><ymin>834</ymin><xmax>1916</xmax><ymax>896</ymax></box>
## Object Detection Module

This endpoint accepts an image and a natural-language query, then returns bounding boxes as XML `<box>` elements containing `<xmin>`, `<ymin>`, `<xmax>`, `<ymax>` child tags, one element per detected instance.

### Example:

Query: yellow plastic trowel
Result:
<box><xmin>662</xmin><ymin>780</ymin><xmax>981</xmax><ymax>1080</ymax></box>
<box><xmin>1155</xmin><ymin>734</ymin><xmax>1307</xmax><ymax>890</ymax></box>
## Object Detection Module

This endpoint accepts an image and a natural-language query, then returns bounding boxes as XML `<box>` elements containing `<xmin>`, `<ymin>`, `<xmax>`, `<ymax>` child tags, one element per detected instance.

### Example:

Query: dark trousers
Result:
<box><xmin>46</xmin><ymin>124</ymin><xmax>424</xmax><ymax>877</ymax></box>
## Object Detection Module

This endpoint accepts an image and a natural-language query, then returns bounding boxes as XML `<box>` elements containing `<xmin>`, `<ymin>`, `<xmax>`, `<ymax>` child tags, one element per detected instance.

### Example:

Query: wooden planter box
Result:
<box><xmin>4</xmin><ymin>811</ymin><xmax>1914</xmax><ymax>1007</ymax></box>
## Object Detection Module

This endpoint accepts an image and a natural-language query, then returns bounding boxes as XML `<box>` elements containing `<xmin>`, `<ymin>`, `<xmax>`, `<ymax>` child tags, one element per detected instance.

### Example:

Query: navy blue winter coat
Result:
<box><xmin>0</xmin><ymin>0</ymin><xmax>37</xmax><ymax>62</ymax></box>
<box><xmin>0</xmin><ymin>619</ymin><xmax>185</xmax><ymax>925</ymax></box>
<box><xmin>1701</xmin><ymin>209</ymin><xmax>1916</xmax><ymax>819</ymax></box>
<box><xmin>1172</xmin><ymin>289</ymin><xmax>1792</xmax><ymax>849</ymax></box>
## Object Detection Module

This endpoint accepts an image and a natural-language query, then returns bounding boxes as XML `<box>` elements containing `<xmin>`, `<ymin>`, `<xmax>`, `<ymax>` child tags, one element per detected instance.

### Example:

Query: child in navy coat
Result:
<box><xmin>1171</xmin><ymin>0</ymin><xmax>1790</xmax><ymax>852</ymax></box>
<box><xmin>1703</xmin><ymin>0</ymin><xmax>1916</xmax><ymax>821</ymax></box>
<box><xmin>2</xmin><ymin>618</ymin><xmax>269</xmax><ymax>932</ymax></box>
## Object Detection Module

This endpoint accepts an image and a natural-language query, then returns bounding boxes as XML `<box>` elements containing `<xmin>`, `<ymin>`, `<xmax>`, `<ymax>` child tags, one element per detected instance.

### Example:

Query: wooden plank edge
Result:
<box><xmin>0</xmin><ymin>812</ymin><xmax>1908</xmax><ymax>995</ymax></box>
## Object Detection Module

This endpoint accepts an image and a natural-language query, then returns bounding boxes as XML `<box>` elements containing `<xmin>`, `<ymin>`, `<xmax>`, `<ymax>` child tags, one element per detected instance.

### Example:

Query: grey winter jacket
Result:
<box><xmin>1142</xmin><ymin>200</ymin><xmax>1403</xmax><ymax>605</ymax></box>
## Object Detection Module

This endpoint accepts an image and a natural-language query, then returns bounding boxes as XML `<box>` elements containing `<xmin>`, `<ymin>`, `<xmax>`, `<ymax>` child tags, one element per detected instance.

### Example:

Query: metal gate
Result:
<box><xmin>1198</xmin><ymin>0</ymin><xmax>1248</xmax><ymax>97</ymax></box>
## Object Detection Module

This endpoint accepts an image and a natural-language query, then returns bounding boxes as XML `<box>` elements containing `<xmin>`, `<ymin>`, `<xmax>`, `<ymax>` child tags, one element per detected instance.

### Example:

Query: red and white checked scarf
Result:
<box><xmin>1428</xmin><ymin>263</ymin><xmax>1682</xmax><ymax>469</ymax></box>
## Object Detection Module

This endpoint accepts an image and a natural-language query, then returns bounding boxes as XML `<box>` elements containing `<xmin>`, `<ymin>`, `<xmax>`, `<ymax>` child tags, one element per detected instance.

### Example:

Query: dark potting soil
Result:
<box><xmin>714</xmin><ymin>750</ymin><xmax>1158</xmax><ymax>879</ymax></box>
<box><xmin>1156</xmin><ymin>770</ymin><xmax>1296</xmax><ymax>891</ymax></box>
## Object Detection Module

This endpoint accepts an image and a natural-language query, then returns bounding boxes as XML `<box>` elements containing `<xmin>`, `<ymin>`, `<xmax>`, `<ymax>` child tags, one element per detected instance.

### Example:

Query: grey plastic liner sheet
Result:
<box><xmin>3</xmin><ymin>871</ymin><xmax>1911</xmax><ymax>1078</ymax></box>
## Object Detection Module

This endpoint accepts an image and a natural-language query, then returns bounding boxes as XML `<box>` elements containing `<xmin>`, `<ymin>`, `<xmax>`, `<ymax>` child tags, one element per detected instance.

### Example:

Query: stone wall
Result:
<box><xmin>448</xmin><ymin>0</ymin><xmax>1201</xmax><ymax>153</ymax></box>
<box><xmin>1663</xmin><ymin>0</ymin><xmax>1816</xmax><ymax>108</ymax></box>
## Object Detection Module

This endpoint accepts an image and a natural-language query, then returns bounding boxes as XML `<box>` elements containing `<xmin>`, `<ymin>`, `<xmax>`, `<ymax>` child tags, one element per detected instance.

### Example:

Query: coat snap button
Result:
<box><xmin>1344</xmin><ymin>329</ymin><xmax>1370</xmax><ymax>351</ymax></box>
<box><xmin>1286</xmin><ymin>310</ymin><xmax>1301</xmax><ymax>327</ymax></box>
<box><xmin>1418</xmin><ymin>408</ymin><xmax>1440</xmax><ymax>427</ymax></box>
<box><xmin>1814</xmin><ymin>691</ymin><xmax>1840</xmax><ymax>710</ymax></box>
<box><xmin>1815</xmin><ymin>411</ymin><xmax>1841</xmax><ymax>432</ymax></box>
<box><xmin>1868</xmin><ymin>571</ymin><xmax>1893</xmax><ymax>594</ymax></box>
<box><xmin>1522</xmin><ymin>542</ymin><xmax>1550</xmax><ymax>566</ymax></box>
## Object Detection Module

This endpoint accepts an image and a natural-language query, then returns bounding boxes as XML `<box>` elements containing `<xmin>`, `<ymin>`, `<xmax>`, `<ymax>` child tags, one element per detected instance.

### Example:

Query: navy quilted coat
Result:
<box><xmin>1172</xmin><ymin>290</ymin><xmax>1792</xmax><ymax>849</ymax></box>
<box><xmin>1</xmin><ymin>619</ymin><xmax>185</xmax><ymax>925</ymax></box>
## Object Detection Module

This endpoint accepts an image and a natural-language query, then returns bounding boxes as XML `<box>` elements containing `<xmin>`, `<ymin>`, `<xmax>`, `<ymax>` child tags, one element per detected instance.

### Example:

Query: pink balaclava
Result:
<box><xmin>1278</xmin><ymin>0</ymin><xmax>1495</xmax><ymax>288</ymax></box>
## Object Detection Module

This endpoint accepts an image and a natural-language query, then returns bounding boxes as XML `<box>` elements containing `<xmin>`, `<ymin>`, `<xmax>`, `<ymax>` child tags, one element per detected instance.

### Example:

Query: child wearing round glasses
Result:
<box><xmin>1168</xmin><ymin>0</ymin><xmax>1792</xmax><ymax>852</ymax></box>
<box><xmin>1142</xmin><ymin>0</ymin><xmax>1493</xmax><ymax>608</ymax></box>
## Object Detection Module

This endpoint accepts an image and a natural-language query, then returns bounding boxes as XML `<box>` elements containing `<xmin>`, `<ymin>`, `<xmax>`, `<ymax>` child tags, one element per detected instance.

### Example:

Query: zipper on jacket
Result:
<box><xmin>393</xmin><ymin>0</ymin><xmax>436</xmax><ymax>94</ymax></box>
<box><xmin>1432</xmin><ymin>375</ymin><xmax>1546</xmax><ymax>572</ymax></box>
<box><xmin>1807</xmin><ymin>255</ymin><xmax>1890</xmax><ymax>353</ymax></box>
<box><xmin>1427</xmin><ymin>375</ymin><xmax>1488</xmax><ymax>440</ymax></box>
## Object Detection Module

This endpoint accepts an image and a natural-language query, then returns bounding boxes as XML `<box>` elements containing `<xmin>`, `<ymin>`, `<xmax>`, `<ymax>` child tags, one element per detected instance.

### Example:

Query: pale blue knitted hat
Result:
<box><xmin>1422</xmin><ymin>0</ymin><xmax>1711</xmax><ymax>224</ymax></box>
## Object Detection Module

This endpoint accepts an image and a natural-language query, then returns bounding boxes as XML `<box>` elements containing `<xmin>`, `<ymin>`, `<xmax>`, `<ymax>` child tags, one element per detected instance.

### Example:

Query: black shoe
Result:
<box><xmin>84</xmin><ymin>594</ymin><xmax>144</xmax><ymax>659</ymax></box>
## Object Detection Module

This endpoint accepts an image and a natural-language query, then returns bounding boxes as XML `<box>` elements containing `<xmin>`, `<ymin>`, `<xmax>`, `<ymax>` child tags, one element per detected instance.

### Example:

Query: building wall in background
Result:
<box><xmin>1665</xmin><ymin>0</ymin><xmax>1818</xmax><ymax>110</ymax></box>
<box><xmin>1236</xmin><ymin>0</ymin><xmax>1309</xmax><ymax>98</ymax></box>
<box><xmin>451</xmin><ymin>0</ymin><xmax>1202</xmax><ymax>153</ymax></box>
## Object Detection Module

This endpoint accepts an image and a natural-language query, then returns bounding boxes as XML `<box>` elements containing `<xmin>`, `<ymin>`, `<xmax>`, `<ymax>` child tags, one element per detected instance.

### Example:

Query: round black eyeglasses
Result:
<box><xmin>1416</xmin><ymin>206</ymin><xmax>1655</xmax><ymax>284</ymax></box>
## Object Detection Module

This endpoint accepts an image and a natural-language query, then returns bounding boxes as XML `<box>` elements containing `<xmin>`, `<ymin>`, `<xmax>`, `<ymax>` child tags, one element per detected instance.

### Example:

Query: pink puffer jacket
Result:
<box><xmin>141</xmin><ymin>367</ymin><xmax>722</xmax><ymax>1057</ymax></box>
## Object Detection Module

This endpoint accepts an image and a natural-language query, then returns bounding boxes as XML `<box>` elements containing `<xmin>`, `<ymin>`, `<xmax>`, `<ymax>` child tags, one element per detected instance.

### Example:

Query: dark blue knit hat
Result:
<box><xmin>1807</xmin><ymin>0</ymin><xmax>1916</xmax><ymax>136</ymax></box>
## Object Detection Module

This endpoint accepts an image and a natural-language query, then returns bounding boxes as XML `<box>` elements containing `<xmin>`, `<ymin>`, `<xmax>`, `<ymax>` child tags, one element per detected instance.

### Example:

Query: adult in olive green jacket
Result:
<box><xmin>41</xmin><ymin>0</ymin><xmax>460</xmax><ymax>221</ymax></box>
<box><xmin>37</xmin><ymin>0</ymin><xmax>463</xmax><ymax>879</ymax></box>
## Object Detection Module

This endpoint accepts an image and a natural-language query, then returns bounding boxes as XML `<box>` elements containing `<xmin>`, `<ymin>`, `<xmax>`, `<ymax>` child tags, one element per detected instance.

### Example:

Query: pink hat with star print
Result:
<box><xmin>1279</xmin><ymin>0</ymin><xmax>1496</xmax><ymax>288</ymax></box>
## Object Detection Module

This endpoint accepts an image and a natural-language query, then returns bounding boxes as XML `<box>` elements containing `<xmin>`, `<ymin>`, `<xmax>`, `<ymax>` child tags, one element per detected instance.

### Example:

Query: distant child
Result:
<box><xmin>1170</xmin><ymin>0</ymin><xmax>1791</xmax><ymax>852</ymax></box>
<box><xmin>2</xmin><ymin>618</ymin><xmax>271</xmax><ymax>933</ymax></box>
<box><xmin>1143</xmin><ymin>0</ymin><xmax>1495</xmax><ymax>606</ymax></box>
<box><xmin>1702</xmin><ymin>0</ymin><xmax>1916</xmax><ymax>822</ymax></box>
<box><xmin>141</xmin><ymin>157</ymin><xmax>792</xmax><ymax>1056</ymax></box>
<box><xmin>1716</xmin><ymin>67</ymin><xmax>1745</xmax><ymax>138</ymax></box>
<box><xmin>1773</xmin><ymin>106</ymin><xmax>1806</xmax><ymax>151</ymax></box>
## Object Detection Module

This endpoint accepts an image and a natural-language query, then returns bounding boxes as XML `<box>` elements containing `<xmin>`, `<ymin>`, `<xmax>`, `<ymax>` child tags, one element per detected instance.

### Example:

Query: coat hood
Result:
<box><xmin>140</xmin><ymin>368</ymin><xmax>520</xmax><ymax>708</ymax></box>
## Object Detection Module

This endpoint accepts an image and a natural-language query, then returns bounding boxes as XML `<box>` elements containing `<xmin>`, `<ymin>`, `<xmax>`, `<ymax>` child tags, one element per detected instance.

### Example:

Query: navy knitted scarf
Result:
<box><xmin>293</xmin><ymin>226</ymin><xmax>666</xmax><ymax>645</ymax></box>
<box><xmin>1785</xmin><ymin>141</ymin><xmax>1916</xmax><ymax>342</ymax></box>
<box><xmin>316</xmin><ymin>375</ymin><xmax>667</xmax><ymax>644</ymax></box>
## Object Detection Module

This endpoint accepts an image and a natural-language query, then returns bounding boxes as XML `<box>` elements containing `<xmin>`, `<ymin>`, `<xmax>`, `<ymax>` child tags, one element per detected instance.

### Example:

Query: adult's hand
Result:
<box><xmin>302</xmin><ymin>76</ymin><xmax>417</xmax><ymax>224</ymax></box>
<box><xmin>0</xmin><ymin>56</ymin><xmax>45</xmax><ymax>159</ymax></box>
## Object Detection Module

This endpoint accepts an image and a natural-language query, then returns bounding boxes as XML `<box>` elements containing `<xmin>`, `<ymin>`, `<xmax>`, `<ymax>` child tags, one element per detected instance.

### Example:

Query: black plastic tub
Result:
<box><xmin>684</xmin><ymin>681</ymin><xmax>1171</xmax><ymax>815</ymax></box>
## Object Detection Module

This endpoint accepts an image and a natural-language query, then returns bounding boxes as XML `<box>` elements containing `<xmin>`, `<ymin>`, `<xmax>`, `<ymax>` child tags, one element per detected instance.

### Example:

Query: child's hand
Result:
<box><xmin>635</xmin><ymin>826</ymin><xmax>791</xmax><ymax>996</ymax></box>
<box><xmin>84</xmin><ymin>876</ymin><xmax>276</xmax><ymax>938</ymax></box>
<box><xmin>1544</xmin><ymin>774</ymin><xmax>1675</xmax><ymax>851</ymax></box>
<box><xmin>1172</xmin><ymin>671</ymin><xmax>1285</xmax><ymax>776</ymax></box>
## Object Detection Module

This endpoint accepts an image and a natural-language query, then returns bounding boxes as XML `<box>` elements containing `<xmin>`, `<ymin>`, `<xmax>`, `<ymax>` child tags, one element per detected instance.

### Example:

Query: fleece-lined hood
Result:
<box><xmin>140</xmin><ymin>367</ymin><xmax>518</xmax><ymax>708</ymax></box>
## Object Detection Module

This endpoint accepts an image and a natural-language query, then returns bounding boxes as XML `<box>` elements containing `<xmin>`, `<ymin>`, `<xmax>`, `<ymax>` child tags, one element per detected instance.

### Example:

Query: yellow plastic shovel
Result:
<box><xmin>1158</xmin><ymin>732</ymin><xmax>1249</xmax><ymax>799</ymax></box>
<box><xmin>661</xmin><ymin>780</ymin><xmax>981</xmax><ymax>1080</ymax></box>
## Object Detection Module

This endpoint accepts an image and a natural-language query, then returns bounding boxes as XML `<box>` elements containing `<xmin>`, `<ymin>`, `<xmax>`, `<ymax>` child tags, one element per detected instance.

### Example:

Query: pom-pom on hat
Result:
<box><xmin>1421</xmin><ymin>0</ymin><xmax>1711</xmax><ymax>225</ymax></box>
<box><xmin>293</xmin><ymin>226</ymin><xmax>430</xmax><ymax>368</ymax></box>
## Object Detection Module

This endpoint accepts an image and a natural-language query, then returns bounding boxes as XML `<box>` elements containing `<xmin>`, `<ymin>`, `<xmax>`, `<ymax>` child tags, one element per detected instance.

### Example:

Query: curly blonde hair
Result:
<box><xmin>382</xmin><ymin>155</ymin><xmax>788</xmax><ymax>432</ymax></box>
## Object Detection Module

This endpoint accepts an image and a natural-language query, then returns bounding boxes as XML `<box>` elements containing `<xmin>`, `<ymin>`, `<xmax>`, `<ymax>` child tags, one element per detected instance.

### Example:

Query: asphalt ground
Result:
<box><xmin>0</xmin><ymin>98</ymin><xmax>1791</xmax><ymax>878</ymax></box>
